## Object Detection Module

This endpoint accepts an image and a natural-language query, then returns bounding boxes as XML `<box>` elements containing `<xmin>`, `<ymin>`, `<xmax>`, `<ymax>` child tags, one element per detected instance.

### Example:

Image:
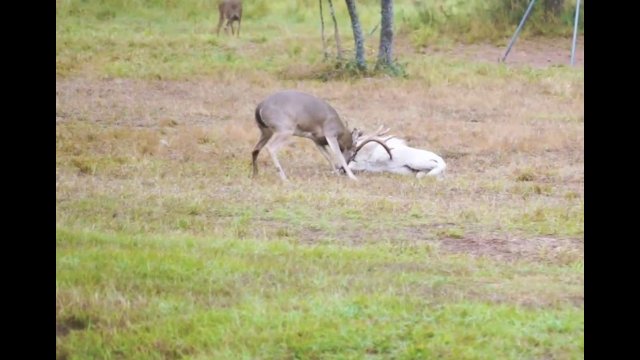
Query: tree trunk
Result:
<box><xmin>319</xmin><ymin>0</ymin><xmax>328</xmax><ymax>60</ymax></box>
<box><xmin>376</xmin><ymin>0</ymin><xmax>394</xmax><ymax>69</ymax></box>
<box><xmin>344</xmin><ymin>0</ymin><xmax>366</xmax><ymax>70</ymax></box>
<box><xmin>327</xmin><ymin>0</ymin><xmax>343</xmax><ymax>60</ymax></box>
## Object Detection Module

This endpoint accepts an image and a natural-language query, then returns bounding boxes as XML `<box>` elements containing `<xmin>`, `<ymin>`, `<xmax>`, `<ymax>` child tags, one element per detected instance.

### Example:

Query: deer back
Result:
<box><xmin>257</xmin><ymin>90</ymin><xmax>349</xmax><ymax>145</ymax></box>
<box><xmin>219</xmin><ymin>0</ymin><xmax>242</xmax><ymax>20</ymax></box>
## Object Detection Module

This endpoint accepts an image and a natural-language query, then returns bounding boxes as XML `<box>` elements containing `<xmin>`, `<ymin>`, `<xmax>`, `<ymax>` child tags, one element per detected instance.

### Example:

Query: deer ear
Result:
<box><xmin>351</xmin><ymin>128</ymin><xmax>360</xmax><ymax>142</ymax></box>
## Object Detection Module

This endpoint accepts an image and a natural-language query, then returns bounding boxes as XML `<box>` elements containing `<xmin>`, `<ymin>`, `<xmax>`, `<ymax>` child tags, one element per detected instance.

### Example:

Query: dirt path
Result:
<box><xmin>423</xmin><ymin>36</ymin><xmax>584</xmax><ymax>68</ymax></box>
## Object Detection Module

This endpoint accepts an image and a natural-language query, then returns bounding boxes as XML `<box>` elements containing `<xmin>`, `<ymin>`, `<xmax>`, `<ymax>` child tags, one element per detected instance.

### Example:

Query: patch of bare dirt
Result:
<box><xmin>424</xmin><ymin>36</ymin><xmax>584</xmax><ymax>68</ymax></box>
<box><xmin>56</xmin><ymin>315</ymin><xmax>89</xmax><ymax>337</ymax></box>
<box><xmin>439</xmin><ymin>235</ymin><xmax>583</xmax><ymax>263</ymax></box>
<box><xmin>244</xmin><ymin>219</ymin><xmax>582</xmax><ymax>264</ymax></box>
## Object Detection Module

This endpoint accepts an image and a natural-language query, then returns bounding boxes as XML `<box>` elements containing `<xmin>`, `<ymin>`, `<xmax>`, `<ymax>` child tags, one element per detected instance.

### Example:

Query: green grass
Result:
<box><xmin>56</xmin><ymin>158</ymin><xmax>583</xmax><ymax>240</ymax></box>
<box><xmin>56</xmin><ymin>0</ymin><xmax>584</xmax><ymax>79</ymax></box>
<box><xmin>57</xmin><ymin>228</ymin><xmax>583</xmax><ymax>359</ymax></box>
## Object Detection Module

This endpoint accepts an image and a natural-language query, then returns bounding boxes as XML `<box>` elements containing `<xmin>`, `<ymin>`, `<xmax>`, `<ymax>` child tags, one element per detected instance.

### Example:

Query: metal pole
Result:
<box><xmin>570</xmin><ymin>0</ymin><xmax>582</xmax><ymax>66</ymax></box>
<box><xmin>500</xmin><ymin>0</ymin><xmax>537</xmax><ymax>63</ymax></box>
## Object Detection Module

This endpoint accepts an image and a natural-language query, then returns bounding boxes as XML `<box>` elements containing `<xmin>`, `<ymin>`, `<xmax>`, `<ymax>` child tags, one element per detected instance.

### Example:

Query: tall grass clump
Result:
<box><xmin>398</xmin><ymin>0</ymin><xmax>584</xmax><ymax>46</ymax></box>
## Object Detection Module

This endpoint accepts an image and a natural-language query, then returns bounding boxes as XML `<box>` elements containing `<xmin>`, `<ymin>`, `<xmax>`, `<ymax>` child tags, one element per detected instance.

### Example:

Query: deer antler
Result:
<box><xmin>350</xmin><ymin>125</ymin><xmax>394</xmax><ymax>162</ymax></box>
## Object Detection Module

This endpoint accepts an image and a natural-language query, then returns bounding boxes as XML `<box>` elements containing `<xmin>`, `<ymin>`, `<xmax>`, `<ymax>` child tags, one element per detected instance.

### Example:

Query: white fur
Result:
<box><xmin>348</xmin><ymin>138</ymin><xmax>446</xmax><ymax>178</ymax></box>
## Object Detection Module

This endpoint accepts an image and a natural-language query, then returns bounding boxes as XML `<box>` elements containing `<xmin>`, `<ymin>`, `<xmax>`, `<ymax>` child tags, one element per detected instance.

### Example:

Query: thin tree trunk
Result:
<box><xmin>376</xmin><ymin>0</ymin><xmax>394</xmax><ymax>69</ymax></box>
<box><xmin>327</xmin><ymin>0</ymin><xmax>343</xmax><ymax>60</ymax></box>
<box><xmin>319</xmin><ymin>0</ymin><xmax>328</xmax><ymax>60</ymax></box>
<box><xmin>344</xmin><ymin>0</ymin><xmax>366</xmax><ymax>70</ymax></box>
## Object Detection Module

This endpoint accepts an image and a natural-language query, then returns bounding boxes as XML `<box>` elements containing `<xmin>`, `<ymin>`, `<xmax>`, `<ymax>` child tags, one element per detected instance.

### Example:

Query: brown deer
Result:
<box><xmin>251</xmin><ymin>90</ymin><xmax>392</xmax><ymax>181</ymax></box>
<box><xmin>216</xmin><ymin>0</ymin><xmax>243</xmax><ymax>37</ymax></box>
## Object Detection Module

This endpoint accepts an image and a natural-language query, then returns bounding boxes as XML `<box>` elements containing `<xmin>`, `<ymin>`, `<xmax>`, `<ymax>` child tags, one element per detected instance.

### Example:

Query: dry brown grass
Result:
<box><xmin>56</xmin><ymin>43</ymin><xmax>583</xmax><ymax>264</ymax></box>
<box><xmin>55</xmin><ymin>75</ymin><xmax>583</xmax><ymax>150</ymax></box>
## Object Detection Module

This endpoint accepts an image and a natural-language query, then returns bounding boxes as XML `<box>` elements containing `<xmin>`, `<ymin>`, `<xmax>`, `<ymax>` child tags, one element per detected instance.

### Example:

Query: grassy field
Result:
<box><xmin>56</xmin><ymin>1</ymin><xmax>584</xmax><ymax>358</ymax></box>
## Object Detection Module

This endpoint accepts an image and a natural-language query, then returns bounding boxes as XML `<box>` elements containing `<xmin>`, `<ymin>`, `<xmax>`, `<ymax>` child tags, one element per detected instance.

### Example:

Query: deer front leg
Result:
<box><xmin>326</xmin><ymin>136</ymin><xmax>358</xmax><ymax>181</ymax></box>
<box><xmin>216</xmin><ymin>13</ymin><xmax>224</xmax><ymax>36</ymax></box>
<box><xmin>315</xmin><ymin>144</ymin><xmax>340</xmax><ymax>173</ymax></box>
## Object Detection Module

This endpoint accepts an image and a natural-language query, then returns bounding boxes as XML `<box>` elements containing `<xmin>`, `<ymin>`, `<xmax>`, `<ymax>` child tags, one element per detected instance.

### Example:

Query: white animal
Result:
<box><xmin>348</xmin><ymin>136</ymin><xmax>446</xmax><ymax>178</ymax></box>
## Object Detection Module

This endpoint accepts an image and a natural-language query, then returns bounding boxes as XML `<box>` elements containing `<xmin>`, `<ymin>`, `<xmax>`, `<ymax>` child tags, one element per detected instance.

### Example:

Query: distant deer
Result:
<box><xmin>349</xmin><ymin>134</ymin><xmax>447</xmax><ymax>178</ymax></box>
<box><xmin>251</xmin><ymin>90</ymin><xmax>392</xmax><ymax>181</ymax></box>
<box><xmin>216</xmin><ymin>0</ymin><xmax>243</xmax><ymax>37</ymax></box>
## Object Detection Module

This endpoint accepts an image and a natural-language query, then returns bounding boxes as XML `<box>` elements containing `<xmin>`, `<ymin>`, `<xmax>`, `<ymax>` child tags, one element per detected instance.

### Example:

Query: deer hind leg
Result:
<box><xmin>416</xmin><ymin>167</ymin><xmax>446</xmax><ymax>179</ymax></box>
<box><xmin>325</xmin><ymin>136</ymin><xmax>358</xmax><ymax>181</ymax></box>
<box><xmin>266</xmin><ymin>131</ymin><xmax>293</xmax><ymax>181</ymax></box>
<box><xmin>251</xmin><ymin>128</ymin><xmax>273</xmax><ymax>177</ymax></box>
<box><xmin>225</xmin><ymin>18</ymin><xmax>236</xmax><ymax>35</ymax></box>
<box><xmin>225</xmin><ymin>20</ymin><xmax>231</xmax><ymax>35</ymax></box>
<box><xmin>236</xmin><ymin>19</ymin><xmax>241</xmax><ymax>37</ymax></box>
<box><xmin>223</xmin><ymin>20</ymin><xmax>230</xmax><ymax>35</ymax></box>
